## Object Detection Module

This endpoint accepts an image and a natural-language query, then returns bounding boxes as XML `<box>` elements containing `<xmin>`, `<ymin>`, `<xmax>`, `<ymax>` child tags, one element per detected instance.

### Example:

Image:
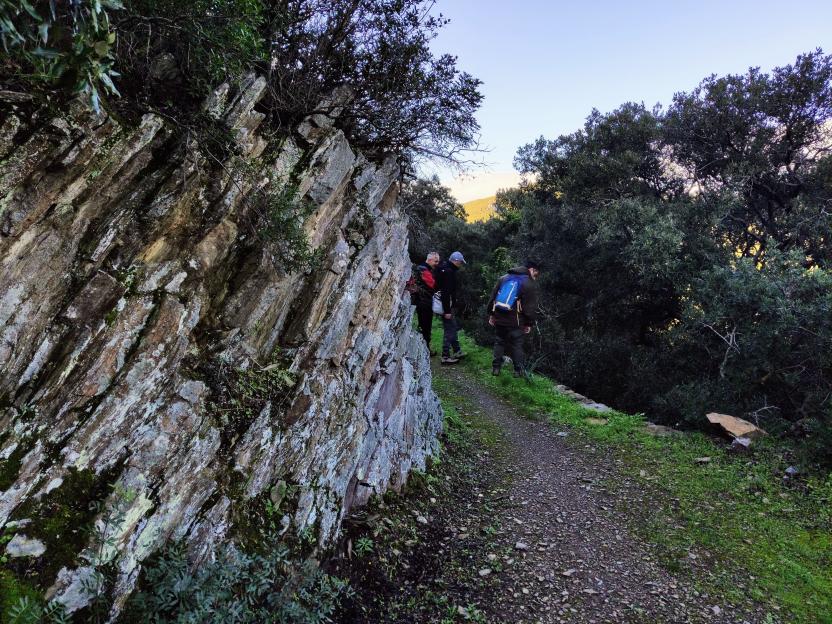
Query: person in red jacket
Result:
<box><xmin>487</xmin><ymin>259</ymin><xmax>541</xmax><ymax>377</ymax></box>
<box><xmin>414</xmin><ymin>251</ymin><xmax>440</xmax><ymax>354</ymax></box>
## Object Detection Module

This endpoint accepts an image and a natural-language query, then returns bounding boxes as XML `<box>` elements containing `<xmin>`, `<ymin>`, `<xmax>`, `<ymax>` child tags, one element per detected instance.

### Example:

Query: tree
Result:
<box><xmin>664</xmin><ymin>49</ymin><xmax>832</xmax><ymax>266</ymax></box>
<box><xmin>0</xmin><ymin>0</ymin><xmax>483</xmax><ymax>169</ymax></box>
<box><xmin>400</xmin><ymin>176</ymin><xmax>464</xmax><ymax>261</ymax></box>
<box><xmin>515</xmin><ymin>102</ymin><xmax>678</xmax><ymax>204</ymax></box>
<box><xmin>468</xmin><ymin>51</ymin><xmax>832</xmax><ymax>463</ymax></box>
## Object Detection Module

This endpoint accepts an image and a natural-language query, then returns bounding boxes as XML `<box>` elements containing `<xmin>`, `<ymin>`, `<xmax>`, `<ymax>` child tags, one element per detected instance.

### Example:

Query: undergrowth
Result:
<box><xmin>122</xmin><ymin>541</ymin><xmax>348</xmax><ymax>624</ymax></box>
<box><xmin>433</xmin><ymin>328</ymin><xmax>832</xmax><ymax>624</ymax></box>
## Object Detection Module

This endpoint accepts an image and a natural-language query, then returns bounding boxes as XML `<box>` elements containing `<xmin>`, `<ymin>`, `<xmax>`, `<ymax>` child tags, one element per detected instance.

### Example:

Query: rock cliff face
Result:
<box><xmin>0</xmin><ymin>76</ymin><xmax>442</xmax><ymax>613</ymax></box>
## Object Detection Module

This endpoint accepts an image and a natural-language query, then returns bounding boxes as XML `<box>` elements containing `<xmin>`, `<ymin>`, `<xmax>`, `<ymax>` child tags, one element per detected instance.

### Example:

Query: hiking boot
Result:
<box><xmin>441</xmin><ymin>356</ymin><xmax>460</xmax><ymax>365</ymax></box>
<box><xmin>491</xmin><ymin>366</ymin><xmax>501</xmax><ymax>376</ymax></box>
<box><xmin>451</xmin><ymin>350</ymin><xmax>466</xmax><ymax>359</ymax></box>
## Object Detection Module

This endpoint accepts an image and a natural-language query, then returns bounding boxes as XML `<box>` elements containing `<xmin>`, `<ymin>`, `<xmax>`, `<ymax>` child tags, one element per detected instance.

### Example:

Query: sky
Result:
<box><xmin>424</xmin><ymin>0</ymin><xmax>832</xmax><ymax>203</ymax></box>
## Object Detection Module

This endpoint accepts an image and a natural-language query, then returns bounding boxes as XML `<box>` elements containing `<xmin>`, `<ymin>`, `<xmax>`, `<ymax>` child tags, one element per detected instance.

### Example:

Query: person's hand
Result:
<box><xmin>444</xmin><ymin>313</ymin><xmax>452</xmax><ymax>320</ymax></box>
<box><xmin>523</xmin><ymin>325</ymin><xmax>531</xmax><ymax>334</ymax></box>
<box><xmin>488</xmin><ymin>316</ymin><xmax>495</xmax><ymax>327</ymax></box>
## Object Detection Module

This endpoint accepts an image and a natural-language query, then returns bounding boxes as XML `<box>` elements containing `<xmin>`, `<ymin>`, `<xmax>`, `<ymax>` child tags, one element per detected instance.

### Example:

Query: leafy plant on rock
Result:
<box><xmin>1</xmin><ymin>0</ymin><xmax>123</xmax><ymax>110</ymax></box>
<box><xmin>125</xmin><ymin>540</ymin><xmax>350</xmax><ymax>624</ymax></box>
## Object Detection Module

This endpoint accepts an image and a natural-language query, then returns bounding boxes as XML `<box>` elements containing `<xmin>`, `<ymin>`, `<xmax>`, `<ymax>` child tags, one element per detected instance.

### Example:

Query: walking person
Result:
<box><xmin>414</xmin><ymin>251</ymin><xmax>440</xmax><ymax>355</ymax></box>
<box><xmin>436</xmin><ymin>251</ymin><xmax>466</xmax><ymax>364</ymax></box>
<box><xmin>487</xmin><ymin>259</ymin><xmax>541</xmax><ymax>377</ymax></box>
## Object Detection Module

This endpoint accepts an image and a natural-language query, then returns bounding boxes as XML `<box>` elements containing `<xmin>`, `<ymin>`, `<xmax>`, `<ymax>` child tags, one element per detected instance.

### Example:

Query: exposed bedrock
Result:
<box><xmin>0</xmin><ymin>76</ymin><xmax>442</xmax><ymax>614</ymax></box>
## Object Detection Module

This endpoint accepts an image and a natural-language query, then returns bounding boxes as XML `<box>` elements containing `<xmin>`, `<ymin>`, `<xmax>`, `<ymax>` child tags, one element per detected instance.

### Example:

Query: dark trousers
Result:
<box><xmin>442</xmin><ymin>316</ymin><xmax>460</xmax><ymax>356</ymax></box>
<box><xmin>416</xmin><ymin>306</ymin><xmax>433</xmax><ymax>348</ymax></box>
<box><xmin>492</xmin><ymin>325</ymin><xmax>525</xmax><ymax>372</ymax></box>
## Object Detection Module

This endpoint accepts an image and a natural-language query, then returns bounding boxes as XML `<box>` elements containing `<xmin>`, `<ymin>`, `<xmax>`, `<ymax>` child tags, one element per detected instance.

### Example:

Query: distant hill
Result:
<box><xmin>462</xmin><ymin>195</ymin><xmax>496</xmax><ymax>222</ymax></box>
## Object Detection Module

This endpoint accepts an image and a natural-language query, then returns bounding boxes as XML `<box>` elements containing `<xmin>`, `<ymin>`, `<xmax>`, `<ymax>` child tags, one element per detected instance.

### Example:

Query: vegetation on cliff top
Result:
<box><xmin>0</xmin><ymin>0</ymin><xmax>482</xmax><ymax>167</ymax></box>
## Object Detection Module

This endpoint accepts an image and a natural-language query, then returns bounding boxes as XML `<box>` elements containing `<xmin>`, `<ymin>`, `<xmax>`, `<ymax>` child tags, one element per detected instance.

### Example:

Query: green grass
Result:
<box><xmin>431</xmin><ymin>370</ymin><xmax>503</xmax><ymax>450</ymax></box>
<box><xmin>431</xmin><ymin>327</ymin><xmax>832</xmax><ymax>624</ymax></box>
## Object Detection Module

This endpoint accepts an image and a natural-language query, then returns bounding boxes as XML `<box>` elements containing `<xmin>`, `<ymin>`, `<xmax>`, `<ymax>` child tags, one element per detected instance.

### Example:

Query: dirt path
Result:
<box><xmin>333</xmin><ymin>364</ymin><xmax>769</xmax><ymax>624</ymax></box>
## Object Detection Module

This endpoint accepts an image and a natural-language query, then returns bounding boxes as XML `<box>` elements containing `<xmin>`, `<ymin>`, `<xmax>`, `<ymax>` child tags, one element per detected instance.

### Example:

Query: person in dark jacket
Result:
<box><xmin>487</xmin><ymin>259</ymin><xmax>541</xmax><ymax>377</ymax></box>
<box><xmin>436</xmin><ymin>251</ymin><xmax>466</xmax><ymax>364</ymax></box>
<box><xmin>414</xmin><ymin>251</ymin><xmax>440</xmax><ymax>354</ymax></box>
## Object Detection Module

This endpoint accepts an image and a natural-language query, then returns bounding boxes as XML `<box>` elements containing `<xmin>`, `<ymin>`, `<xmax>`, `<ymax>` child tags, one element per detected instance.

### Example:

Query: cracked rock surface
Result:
<box><xmin>0</xmin><ymin>77</ymin><xmax>441</xmax><ymax>615</ymax></box>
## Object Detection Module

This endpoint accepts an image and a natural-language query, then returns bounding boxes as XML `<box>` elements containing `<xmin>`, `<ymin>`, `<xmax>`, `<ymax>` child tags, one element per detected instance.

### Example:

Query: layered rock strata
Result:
<box><xmin>0</xmin><ymin>76</ymin><xmax>442</xmax><ymax>613</ymax></box>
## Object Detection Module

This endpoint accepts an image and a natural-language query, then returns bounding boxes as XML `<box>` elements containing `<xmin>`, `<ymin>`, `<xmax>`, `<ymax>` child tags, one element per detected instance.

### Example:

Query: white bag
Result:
<box><xmin>432</xmin><ymin>292</ymin><xmax>444</xmax><ymax>315</ymax></box>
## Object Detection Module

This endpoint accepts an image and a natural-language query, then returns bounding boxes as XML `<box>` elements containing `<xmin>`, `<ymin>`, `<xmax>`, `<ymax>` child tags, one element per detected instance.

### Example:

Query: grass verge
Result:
<box><xmin>433</xmin><ymin>328</ymin><xmax>832</xmax><ymax>624</ymax></box>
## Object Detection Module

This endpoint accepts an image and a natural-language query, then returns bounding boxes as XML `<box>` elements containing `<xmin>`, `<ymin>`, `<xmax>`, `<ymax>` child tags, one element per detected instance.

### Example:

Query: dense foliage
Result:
<box><xmin>123</xmin><ymin>542</ymin><xmax>349</xmax><ymax>624</ymax></box>
<box><xmin>418</xmin><ymin>51</ymin><xmax>832</xmax><ymax>464</ymax></box>
<box><xmin>0</xmin><ymin>0</ymin><xmax>482</xmax><ymax>166</ymax></box>
<box><xmin>401</xmin><ymin>175</ymin><xmax>465</xmax><ymax>259</ymax></box>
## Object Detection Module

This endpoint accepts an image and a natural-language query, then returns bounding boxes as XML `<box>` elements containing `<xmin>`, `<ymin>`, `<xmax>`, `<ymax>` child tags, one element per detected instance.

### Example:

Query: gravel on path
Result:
<box><xmin>334</xmin><ymin>363</ymin><xmax>773</xmax><ymax>624</ymax></box>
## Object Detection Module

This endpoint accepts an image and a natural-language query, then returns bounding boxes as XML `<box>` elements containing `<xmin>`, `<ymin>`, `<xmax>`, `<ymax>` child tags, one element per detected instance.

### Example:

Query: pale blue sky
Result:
<box><xmin>427</xmin><ymin>0</ymin><xmax>832</xmax><ymax>201</ymax></box>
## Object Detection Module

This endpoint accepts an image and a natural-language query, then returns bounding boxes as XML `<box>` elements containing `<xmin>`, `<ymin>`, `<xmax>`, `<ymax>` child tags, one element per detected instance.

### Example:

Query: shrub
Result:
<box><xmin>1</xmin><ymin>0</ymin><xmax>482</xmax><ymax>168</ymax></box>
<box><xmin>418</xmin><ymin>50</ymin><xmax>832</xmax><ymax>464</ymax></box>
<box><xmin>0</xmin><ymin>0</ymin><xmax>123</xmax><ymax>111</ymax></box>
<box><xmin>125</xmin><ymin>541</ymin><xmax>350</xmax><ymax>624</ymax></box>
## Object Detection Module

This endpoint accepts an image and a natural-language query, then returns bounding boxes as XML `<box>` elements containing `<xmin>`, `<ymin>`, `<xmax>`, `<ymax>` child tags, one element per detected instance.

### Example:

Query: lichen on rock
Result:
<box><xmin>0</xmin><ymin>75</ymin><xmax>442</xmax><ymax>617</ymax></box>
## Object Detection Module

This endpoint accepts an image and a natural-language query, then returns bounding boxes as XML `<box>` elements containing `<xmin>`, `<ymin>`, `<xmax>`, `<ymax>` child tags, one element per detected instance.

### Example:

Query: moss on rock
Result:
<box><xmin>7</xmin><ymin>467</ymin><xmax>117</xmax><ymax>589</ymax></box>
<box><xmin>0</xmin><ymin>439</ymin><xmax>33</xmax><ymax>493</ymax></box>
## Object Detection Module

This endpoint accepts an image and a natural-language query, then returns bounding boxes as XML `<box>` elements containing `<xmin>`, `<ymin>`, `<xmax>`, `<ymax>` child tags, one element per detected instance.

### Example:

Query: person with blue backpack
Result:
<box><xmin>487</xmin><ymin>259</ymin><xmax>541</xmax><ymax>377</ymax></box>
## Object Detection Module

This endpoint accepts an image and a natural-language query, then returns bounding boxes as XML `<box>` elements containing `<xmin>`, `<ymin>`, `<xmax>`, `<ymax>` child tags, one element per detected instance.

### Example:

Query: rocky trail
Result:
<box><xmin>332</xmin><ymin>362</ymin><xmax>773</xmax><ymax>624</ymax></box>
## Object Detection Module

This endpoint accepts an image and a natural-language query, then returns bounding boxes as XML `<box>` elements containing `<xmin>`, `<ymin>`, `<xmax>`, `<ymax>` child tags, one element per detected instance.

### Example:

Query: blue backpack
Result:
<box><xmin>493</xmin><ymin>274</ymin><xmax>526</xmax><ymax>312</ymax></box>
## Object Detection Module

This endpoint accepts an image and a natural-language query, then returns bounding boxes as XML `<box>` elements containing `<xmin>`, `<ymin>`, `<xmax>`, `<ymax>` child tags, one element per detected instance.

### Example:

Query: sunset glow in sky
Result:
<box><xmin>425</xmin><ymin>0</ymin><xmax>832</xmax><ymax>202</ymax></box>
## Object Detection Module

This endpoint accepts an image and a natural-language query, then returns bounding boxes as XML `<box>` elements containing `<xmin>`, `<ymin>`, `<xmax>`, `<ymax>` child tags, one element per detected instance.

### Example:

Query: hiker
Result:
<box><xmin>414</xmin><ymin>251</ymin><xmax>440</xmax><ymax>354</ymax></box>
<box><xmin>436</xmin><ymin>251</ymin><xmax>466</xmax><ymax>364</ymax></box>
<box><xmin>487</xmin><ymin>259</ymin><xmax>541</xmax><ymax>377</ymax></box>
